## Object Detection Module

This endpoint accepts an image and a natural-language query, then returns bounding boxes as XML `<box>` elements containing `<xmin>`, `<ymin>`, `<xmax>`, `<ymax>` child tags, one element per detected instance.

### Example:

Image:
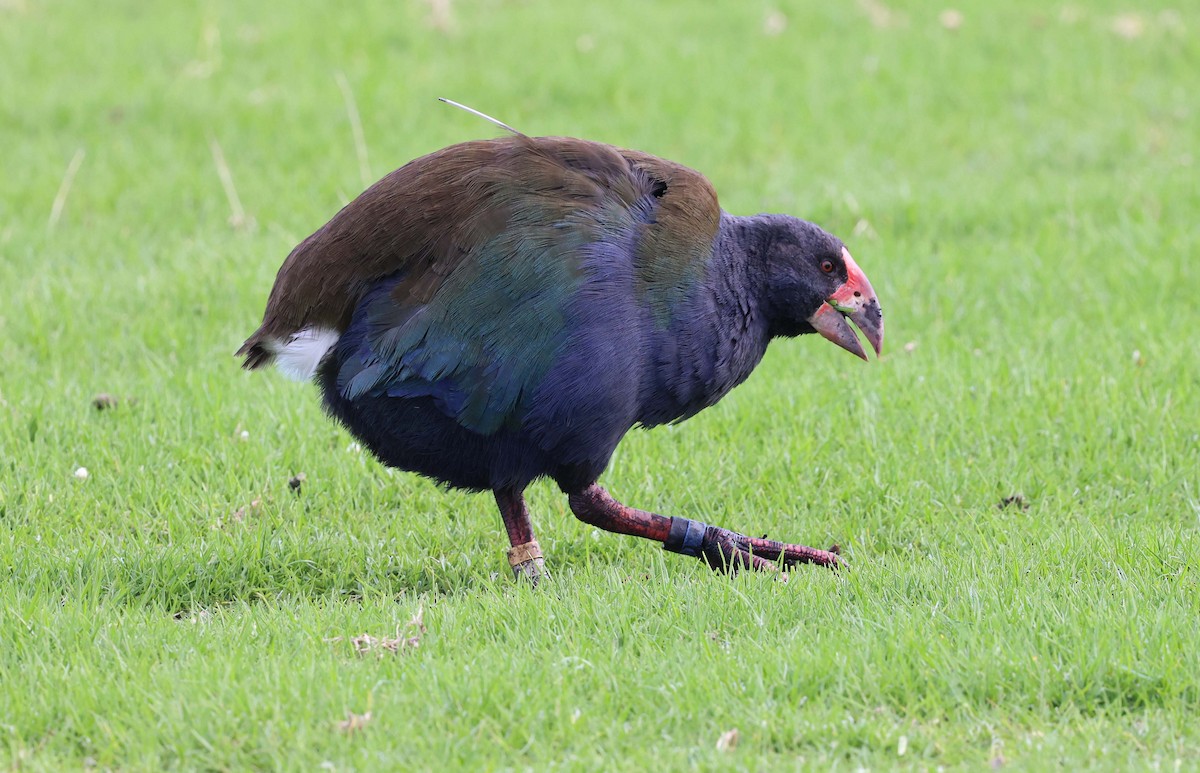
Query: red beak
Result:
<box><xmin>808</xmin><ymin>249</ymin><xmax>884</xmax><ymax>360</ymax></box>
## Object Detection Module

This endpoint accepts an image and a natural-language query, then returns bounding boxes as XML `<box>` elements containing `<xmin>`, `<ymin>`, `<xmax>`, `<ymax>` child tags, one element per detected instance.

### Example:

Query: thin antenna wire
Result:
<box><xmin>437</xmin><ymin>97</ymin><xmax>524</xmax><ymax>136</ymax></box>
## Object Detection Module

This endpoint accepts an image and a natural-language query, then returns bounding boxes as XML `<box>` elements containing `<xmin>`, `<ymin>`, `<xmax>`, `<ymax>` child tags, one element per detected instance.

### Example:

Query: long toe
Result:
<box><xmin>701</xmin><ymin>530</ymin><xmax>785</xmax><ymax>573</ymax></box>
<box><xmin>738</xmin><ymin>534</ymin><xmax>842</xmax><ymax>570</ymax></box>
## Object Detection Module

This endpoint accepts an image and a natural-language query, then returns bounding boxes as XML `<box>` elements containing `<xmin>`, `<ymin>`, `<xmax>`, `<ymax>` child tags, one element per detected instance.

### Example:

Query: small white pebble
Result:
<box><xmin>1111</xmin><ymin>13</ymin><xmax>1144</xmax><ymax>39</ymax></box>
<box><xmin>763</xmin><ymin>10</ymin><xmax>787</xmax><ymax>36</ymax></box>
<box><xmin>898</xmin><ymin>734</ymin><xmax>909</xmax><ymax>755</ymax></box>
<box><xmin>939</xmin><ymin>9</ymin><xmax>963</xmax><ymax>30</ymax></box>
<box><xmin>239</xmin><ymin>430</ymin><xmax>250</xmax><ymax>440</ymax></box>
<box><xmin>74</xmin><ymin>467</ymin><xmax>89</xmax><ymax>480</ymax></box>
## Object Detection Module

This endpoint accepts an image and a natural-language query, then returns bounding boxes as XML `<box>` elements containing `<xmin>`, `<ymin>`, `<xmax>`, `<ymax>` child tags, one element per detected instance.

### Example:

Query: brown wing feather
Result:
<box><xmin>237</xmin><ymin>137</ymin><xmax>716</xmax><ymax>368</ymax></box>
<box><xmin>618</xmin><ymin>149</ymin><xmax>721</xmax><ymax>322</ymax></box>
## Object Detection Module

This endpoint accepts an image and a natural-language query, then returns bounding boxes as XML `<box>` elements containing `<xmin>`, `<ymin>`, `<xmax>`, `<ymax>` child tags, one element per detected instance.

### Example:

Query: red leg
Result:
<box><xmin>494</xmin><ymin>488</ymin><xmax>545</xmax><ymax>584</ymax></box>
<box><xmin>565</xmin><ymin>484</ymin><xmax>672</xmax><ymax>542</ymax></box>
<box><xmin>567</xmin><ymin>484</ymin><xmax>840</xmax><ymax>573</ymax></box>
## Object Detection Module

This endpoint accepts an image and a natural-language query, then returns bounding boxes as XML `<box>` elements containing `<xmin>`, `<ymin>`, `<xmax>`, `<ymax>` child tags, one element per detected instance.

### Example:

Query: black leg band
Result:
<box><xmin>663</xmin><ymin>516</ymin><xmax>708</xmax><ymax>557</ymax></box>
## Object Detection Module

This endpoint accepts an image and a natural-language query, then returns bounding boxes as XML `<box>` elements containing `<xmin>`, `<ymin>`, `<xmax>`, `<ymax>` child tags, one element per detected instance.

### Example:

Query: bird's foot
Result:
<box><xmin>507</xmin><ymin>539</ymin><xmax>547</xmax><ymax>585</ymax></box>
<box><xmin>664</xmin><ymin>517</ymin><xmax>841</xmax><ymax>573</ymax></box>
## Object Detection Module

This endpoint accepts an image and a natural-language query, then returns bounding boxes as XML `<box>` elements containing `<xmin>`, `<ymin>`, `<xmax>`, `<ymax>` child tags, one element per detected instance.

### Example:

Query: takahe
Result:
<box><xmin>238</xmin><ymin>131</ymin><xmax>882</xmax><ymax>582</ymax></box>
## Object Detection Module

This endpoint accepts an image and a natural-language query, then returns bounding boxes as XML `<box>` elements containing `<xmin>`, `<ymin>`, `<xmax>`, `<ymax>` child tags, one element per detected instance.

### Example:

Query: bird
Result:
<box><xmin>238</xmin><ymin>116</ymin><xmax>883</xmax><ymax>583</ymax></box>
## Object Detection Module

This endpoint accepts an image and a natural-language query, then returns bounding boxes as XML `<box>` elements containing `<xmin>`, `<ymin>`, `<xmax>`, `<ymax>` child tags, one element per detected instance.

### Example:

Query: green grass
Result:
<box><xmin>2</xmin><ymin>0</ymin><xmax>1198</xmax><ymax>769</ymax></box>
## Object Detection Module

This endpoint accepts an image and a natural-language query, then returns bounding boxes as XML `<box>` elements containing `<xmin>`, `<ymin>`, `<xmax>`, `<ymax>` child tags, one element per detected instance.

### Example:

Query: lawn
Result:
<box><xmin>2</xmin><ymin>0</ymin><xmax>1198</xmax><ymax>769</ymax></box>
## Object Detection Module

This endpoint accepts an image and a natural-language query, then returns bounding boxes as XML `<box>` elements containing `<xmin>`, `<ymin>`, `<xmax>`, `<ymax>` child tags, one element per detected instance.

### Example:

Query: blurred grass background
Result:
<box><xmin>1</xmin><ymin>0</ymin><xmax>1198</xmax><ymax>769</ymax></box>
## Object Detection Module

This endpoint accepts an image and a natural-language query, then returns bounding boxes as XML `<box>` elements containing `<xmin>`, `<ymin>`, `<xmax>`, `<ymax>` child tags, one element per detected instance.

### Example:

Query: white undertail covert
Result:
<box><xmin>267</xmin><ymin>327</ymin><xmax>339</xmax><ymax>381</ymax></box>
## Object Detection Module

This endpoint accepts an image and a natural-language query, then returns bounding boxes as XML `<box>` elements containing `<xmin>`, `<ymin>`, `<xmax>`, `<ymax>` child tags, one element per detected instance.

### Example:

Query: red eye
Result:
<box><xmin>820</xmin><ymin>260</ymin><xmax>834</xmax><ymax>274</ymax></box>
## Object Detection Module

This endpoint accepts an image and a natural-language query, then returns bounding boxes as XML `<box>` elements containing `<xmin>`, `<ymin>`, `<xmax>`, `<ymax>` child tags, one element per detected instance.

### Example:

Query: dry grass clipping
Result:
<box><xmin>337</xmin><ymin>711</ymin><xmax>372</xmax><ymax>734</ymax></box>
<box><xmin>327</xmin><ymin>605</ymin><xmax>426</xmax><ymax>657</ymax></box>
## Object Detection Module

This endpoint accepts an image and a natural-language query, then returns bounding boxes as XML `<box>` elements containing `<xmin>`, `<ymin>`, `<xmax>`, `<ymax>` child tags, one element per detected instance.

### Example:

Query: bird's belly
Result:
<box><xmin>317</xmin><ymin>357</ymin><xmax>609</xmax><ymax>493</ymax></box>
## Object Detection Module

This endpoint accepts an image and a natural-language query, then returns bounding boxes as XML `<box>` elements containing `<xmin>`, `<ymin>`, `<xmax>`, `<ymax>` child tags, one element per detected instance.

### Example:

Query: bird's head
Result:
<box><xmin>755</xmin><ymin>216</ymin><xmax>883</xmax><ymax>360</ymax></box>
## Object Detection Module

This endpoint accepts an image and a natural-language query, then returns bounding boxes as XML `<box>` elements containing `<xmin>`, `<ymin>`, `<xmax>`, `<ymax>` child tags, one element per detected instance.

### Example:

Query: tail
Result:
<box><xmin>236</xmin><ymin>329</ymin><xmax>275</xmax><ymax>370</ymax></box>
<box><xmin>237</xmin><ymin>325</ymin><xmax>341</xmax><ymax>380</ymax></box>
